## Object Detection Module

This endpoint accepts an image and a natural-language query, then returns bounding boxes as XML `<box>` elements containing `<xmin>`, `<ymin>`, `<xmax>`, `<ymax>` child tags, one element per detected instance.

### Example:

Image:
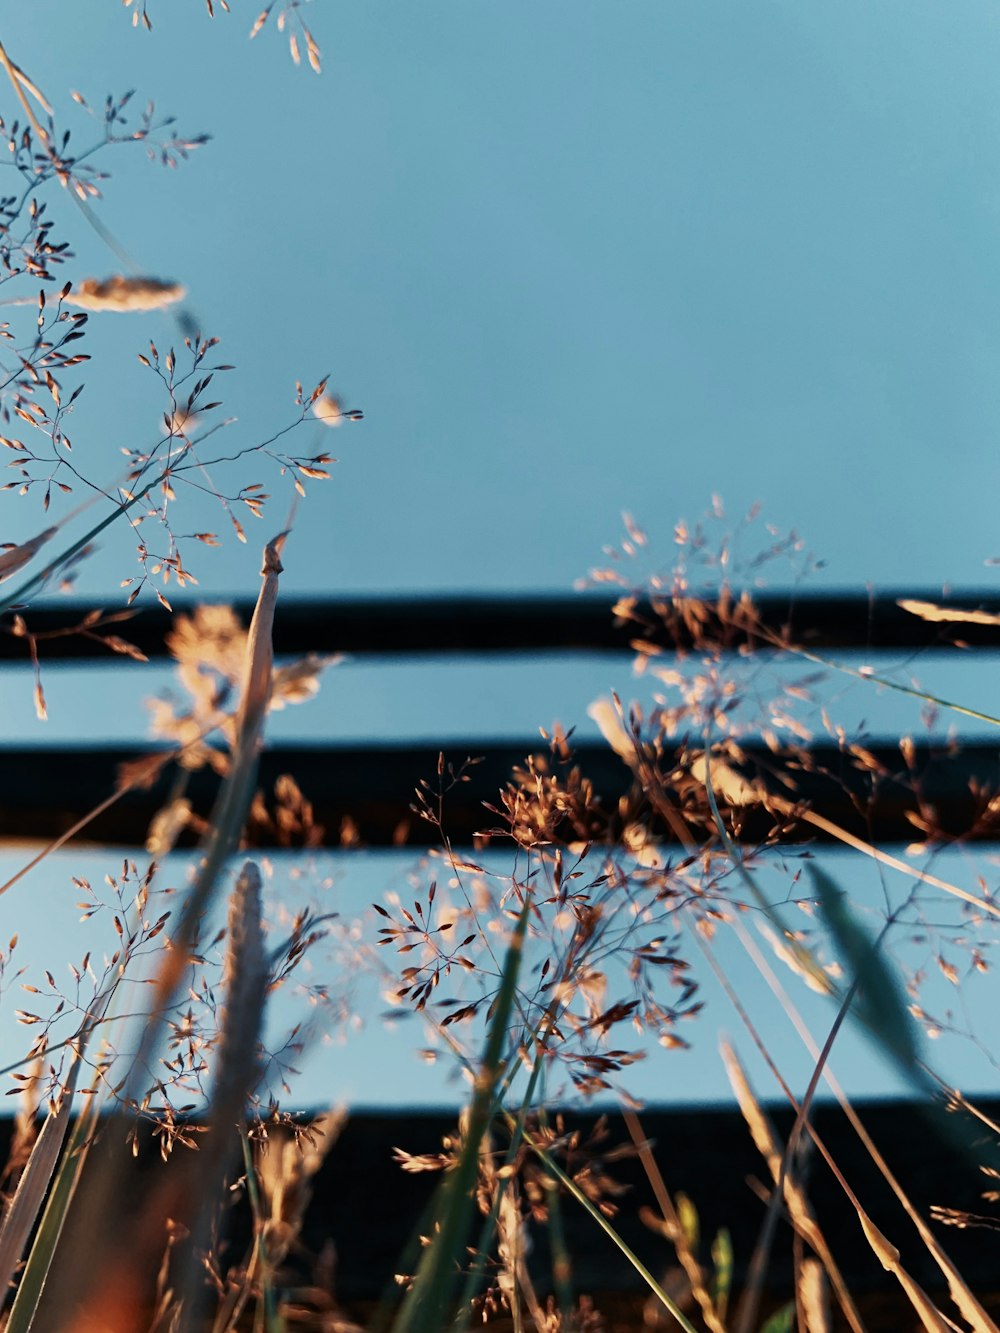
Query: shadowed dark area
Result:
<box><xmin>0</xmin><ymin>738</ymin><xmax>999</xmax><ymax>848</ymax></box>
<box><xmin>4</xmin><ymin>588</ymin><xmax>1000</xmax><ymax>659</ymax></box>
<box><xmin>13</xmin><ymin>1100</ymin><xmax>1000</xmax><ymax>1330</ymax></box>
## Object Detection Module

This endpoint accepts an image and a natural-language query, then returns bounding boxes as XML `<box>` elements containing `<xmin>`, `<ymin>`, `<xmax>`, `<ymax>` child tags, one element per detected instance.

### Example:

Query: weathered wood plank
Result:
<box><xmin>0</xmin><ymin>739</ymin><xmax>996</xmax><ymax>847</ymax></box>
<box><xmin>3</xmin><ymin>588</ymin><xmax>1000</xmax><ymax>660</ymax></box>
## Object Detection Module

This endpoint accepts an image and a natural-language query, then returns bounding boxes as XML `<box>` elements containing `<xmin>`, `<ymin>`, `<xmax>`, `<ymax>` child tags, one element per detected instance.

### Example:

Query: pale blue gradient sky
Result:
<box><xmin>2</xmin><ymin>3</ymin><xmax>1000</xmax><ymax>1110</ymax></box>
<box><xmin>4</xmin><ymin>1</ymin><xmax>1000</xmax><ymax>595</ymax></box>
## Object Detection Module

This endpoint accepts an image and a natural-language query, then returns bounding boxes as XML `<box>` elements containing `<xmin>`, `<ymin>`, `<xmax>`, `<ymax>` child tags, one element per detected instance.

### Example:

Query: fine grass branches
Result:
<box><xmin>364</xmin><ymin>507</ymin><xmax>1000</xmax><ymax>1331</ymax></box>
<box><xmin>1</xmin><ymin>5</ymin><xmax>1000</xmax><ymax>1332</ymax></box>
<box><xmin>0</xmin><ymin>11</ymin><xmax>361</xmax><ymax>1332</ymax></box>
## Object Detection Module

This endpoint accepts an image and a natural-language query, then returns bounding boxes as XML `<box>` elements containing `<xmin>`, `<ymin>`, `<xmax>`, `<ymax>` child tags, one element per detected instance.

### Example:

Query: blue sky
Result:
<box><xmin>2</xmin><ymin>2</ymin><xmax>1000</xmax><ymax>1110</ymax></box>
<box><xmin>5</xmin><ymin>0</ymin><xmax>1000</xmax><ymax>595</ymax></box>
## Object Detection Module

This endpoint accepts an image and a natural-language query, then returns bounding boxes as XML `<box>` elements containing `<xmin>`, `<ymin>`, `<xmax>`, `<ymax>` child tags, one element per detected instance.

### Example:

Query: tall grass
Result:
<box><xmin>1</xmin><ymin>10</ymin><xmax>999</xmax><ymax>1333</ymax></box>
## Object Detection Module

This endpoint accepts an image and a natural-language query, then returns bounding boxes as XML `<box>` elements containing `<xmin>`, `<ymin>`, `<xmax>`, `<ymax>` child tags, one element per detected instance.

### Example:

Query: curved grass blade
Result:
<box><xmin>4</xmin><ymin>1095</ymin><xmax>100</xmax><ymax>1333</ymax></box>
<box><xmin>31</xmin><ymin>533</ymin><xmax>288</xmax><ymax>1331</ymax></box>
<box><xmin>810</xmin><ymin>865</ymin><xmax>925</xmax><ymax>1086</ymax></box>
<box><xmin>0</xmin><ymin>946</ymin><xmax>125</xmax><ymax>1321</ymax></box>
<box><xmin>0</xmin><ymin>1099</ymin><xmax>73</xmax><ymax>1304</ymax></box>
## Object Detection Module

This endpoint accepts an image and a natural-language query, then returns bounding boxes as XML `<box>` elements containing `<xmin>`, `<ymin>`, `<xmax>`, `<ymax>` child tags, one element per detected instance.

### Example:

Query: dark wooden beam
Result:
<box><xmin>18</xmin><ymin>1101</ymin><xmax>1000</xmax><ymax>1313</ymax></box>
<box><xmin>1</xmin><ymin>739</ymin><xmax>997</xmax><ymax>848</ymax></box>
<box><xmin>3</xmin><ymin>588</ymin><xmax>1000</xmax><ymax>660</ymax></box>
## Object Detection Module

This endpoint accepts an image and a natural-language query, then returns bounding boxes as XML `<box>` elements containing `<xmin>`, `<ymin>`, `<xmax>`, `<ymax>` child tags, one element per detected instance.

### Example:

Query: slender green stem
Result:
<box><xmin>509</xmin><ymin>1117</ymin><xmax>700</xmax><ymax>1333</ymax></box>
<box><xmin>240</xmin><ymin>1134</ymin><xmax>283</xmax><ymax>1333</ymax></box>
<box><xmin>538</xmin><ymin>1109</ymin><xmax>574</xmax><ymax>1321</ymax></box>
<box><xmin>771</xmin><ymin>636</ymin><xmax>1000</xmax><ymax>729</ymax></box>
<box><xmin>452</xmin><ymin>1023</ymin><xmax>551</xmax><ymax>1330</ymax></box>
<box><xmin>392</xmin><ymin>896</ymin><xmax>532</xmax><ymax>1333</ymax></box>
<box><xmin>0</xmin><ymin>469</ymin><xmax>167</xmax><ymax>618</ymax></box>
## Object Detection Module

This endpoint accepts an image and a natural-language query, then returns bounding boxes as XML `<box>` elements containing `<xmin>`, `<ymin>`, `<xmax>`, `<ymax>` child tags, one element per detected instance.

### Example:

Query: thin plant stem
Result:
<box><xmin>510</xmin><ymin>1116</ymin><xmax>700</xmax><ymax>1333</ymax></box>
<box><xmin>727</xmin><ymin>919</ymin><xmax>1000</xmax><ymax>1333</ymax></box>
<box><xmin>621</xmin><ymin>1106</ymin><xmax>727</xmax><ymax>1333</ymax></box>
<box><xmin>240</xmin><ymin>1133</ymin><xmax>282</xmax><ymax>1333</ymax></box>
<box><xmin>536</xmin><ymin>1107</ymin><xmax>573</xmax><ymax>1323</ymax></box>
<box><xmin>392</xmin><ymin>894</ymin><xmax>532</xmax><ymax>1333</ymax></box>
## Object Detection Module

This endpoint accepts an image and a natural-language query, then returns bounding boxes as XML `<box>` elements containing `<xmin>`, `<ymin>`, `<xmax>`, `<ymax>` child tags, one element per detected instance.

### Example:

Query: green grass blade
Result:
<box><xmin>239</xmin><ymin>1134</ymin><xmax>284</xmax><ymax>1333</ymax></box>
<box><xmin>710</xmin><ymin>1227</ymin><xmax>733</xmax><ymax>1323</ymax></box>
<box><xmin>759</xmin><ymin>1300</ymin><xmax>795</xmax><ymax>1333</ymax></box>
<box><xmin>675</xmin><ymin>1191</ymin><xmax>699</xmax><ymax>1252</ymax></box>
<box><xmin>0</xmin><ymin>1099</ymin><xmax>73</xmax><ymax>1302</ymax></box>
<box><xmin>541</xmin><ymin>1154</ymin><xmax>573</xmax><ymax>1320</ymax></box>
<box><xmin>699</xmin><ymin>741</ymin><xmax>834</xmax><ymax>996</ymax></box>
<box><xmin>810</xmin><ymin>865</ymin><xmax>923</xmax><ymax>1080</ymax></box>
<box><xmin>0</xmin><ymin>980</ymin><xmax>118</xmax><ymax>1319</ymax></box>
<box><xmin>392</xmin><ymin>895</ymin><xmax>532</xmax><ymax>1333</ymax></box>
<box><xmin>5</xmin><ymin>1094</ymin><xmax>99</xmax><ymax>1333</ymax></box>
<box><xmin>450</xmin><ymin>1163</ymin><xmax>505</xmax><ymax>1331</ymax></box>
<box><xmin>450</xmin><ymin>1012</ymin><xmax>564</xmax><ymax>1330</ymax></box>
<box><xmin>777</xmin><ymin>640</ymin><xmax>1000</xmax><ymax>729</ymax></box>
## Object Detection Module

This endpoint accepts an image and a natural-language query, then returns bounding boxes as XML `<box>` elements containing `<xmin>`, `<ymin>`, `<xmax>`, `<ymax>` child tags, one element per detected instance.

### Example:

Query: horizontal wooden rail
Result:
<box><xmin>1</xmin><ymin>738</ymin><xmax>997</xmax><ymax>848</ymax></box>
<box><xmin>3</xmin><ymin>589</ymin><xmax>1000</xmax><ymax>848</ymax></box>
<box><xmin>2</xmin><ymin>587</ymin><xmax>1000</xmax><ymax>660</ymax></box>
<box><xmin>16</xmin><ymin>1101</ymin><xmax>1000</xmax><ymax>1313</ymax></box>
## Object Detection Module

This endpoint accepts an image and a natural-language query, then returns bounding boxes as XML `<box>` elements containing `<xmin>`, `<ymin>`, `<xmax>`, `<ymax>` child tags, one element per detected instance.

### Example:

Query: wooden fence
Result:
<box><xmin>3</xmin><ymin>588</ymin><xmax>999</xmax><ymax>848</ymax></box>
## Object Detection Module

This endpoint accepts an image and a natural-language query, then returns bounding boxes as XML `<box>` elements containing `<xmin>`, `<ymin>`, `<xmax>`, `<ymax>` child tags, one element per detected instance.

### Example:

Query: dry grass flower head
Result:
<box><xmin>66</xmin><ymin>275</ymin><xmax>186</xmax><ymax>312</ymax></box>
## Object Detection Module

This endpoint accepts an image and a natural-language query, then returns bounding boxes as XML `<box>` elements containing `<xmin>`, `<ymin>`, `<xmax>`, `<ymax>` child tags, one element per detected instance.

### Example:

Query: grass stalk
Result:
<box><xmin>622</xmin><ymin>1106</ymin><xmax>728</xmax><ymax>1333</ymax></box>
<box><xmin>718</xmin><ymin>1041</ymin><xmax>865</xmax><ymax>1333</ymax></box>
<box><xmin>510</xmin><ymin>1116</ymin><xmax>700</xmax><ymax>1333</ymax></box>
<box><xmin>391</xmin><ymin>893</ymin><xmax>532</xmax><ymax>1333</ymax></box>
<box><xmin>727</xmin><ymin>919</ymin><xmax>1000</xmax><ymax>1333</ymax></box>
<box><xmin>239</xmin><ymin>1133</ymin><xmax>284</xmax><ymax>1333</ymax></box>
<box><xmin>3</xmin><ymin>1092</ymin><xmax>101</xmax><ymax>1333</ymax></box>
<box><xmin>172</xmin><ymin>861</ymin><xmax>268</xmax><ymax>1333</ymax></box>
<box><xmin>699</xmin><ymin>926</ymin><xmax>987</xmax><ymax>1333</ymax></box>
<box><xmin>23</xmin><ymin>533</ymin><xmax>286</xmax><ymax>1330</ymax></box>
<box><xmin>537</xmin><ymin>1110</ymin><xmax>574</xmax><ymax>1323</ymax></box>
